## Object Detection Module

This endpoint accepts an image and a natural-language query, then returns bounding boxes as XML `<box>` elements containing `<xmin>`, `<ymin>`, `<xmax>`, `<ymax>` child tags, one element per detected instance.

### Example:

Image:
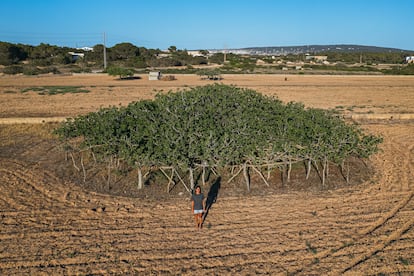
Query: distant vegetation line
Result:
<box><xmin>234</xmin><ymin>44</ymin><xmax>413</xmax><ymax>55</ymax></box>
<box><xmin>0</xmin><ymin>41</ymin><xmax>413</xmax><ymax>75</ymax></box>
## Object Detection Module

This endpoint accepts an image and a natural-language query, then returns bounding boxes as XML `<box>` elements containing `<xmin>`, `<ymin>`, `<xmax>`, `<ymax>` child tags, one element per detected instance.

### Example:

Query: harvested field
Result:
<box><xmin>0</xmin><ymin>74</ymin><xmax>414</xmax><ymax>274</ymax></box>
<box><xmin>1</xmin><ymin>74</ymin><xmax>414</xmax><ymax>119</ymax></box>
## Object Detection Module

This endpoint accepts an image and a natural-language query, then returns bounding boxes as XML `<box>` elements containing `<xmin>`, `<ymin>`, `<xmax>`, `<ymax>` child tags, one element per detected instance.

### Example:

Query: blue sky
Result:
<box><xmin>1</xmin><ymin>0</ymin><xmax>413</xmax><ymax>50</ymax></box>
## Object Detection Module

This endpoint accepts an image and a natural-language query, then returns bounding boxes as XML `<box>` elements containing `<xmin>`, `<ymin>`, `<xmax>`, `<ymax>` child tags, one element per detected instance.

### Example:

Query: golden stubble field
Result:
<box><xmin>0</xmin><ymin>73</ymin><xmax>414</xmax><ymax>275</ymax></box>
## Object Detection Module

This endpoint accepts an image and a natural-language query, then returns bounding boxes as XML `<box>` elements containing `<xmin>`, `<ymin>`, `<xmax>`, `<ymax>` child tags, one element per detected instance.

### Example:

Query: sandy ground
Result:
<box><xmin>0</xmin><ymin>74</ymin><xmax>414</xmax><ymax>274</ymax></box>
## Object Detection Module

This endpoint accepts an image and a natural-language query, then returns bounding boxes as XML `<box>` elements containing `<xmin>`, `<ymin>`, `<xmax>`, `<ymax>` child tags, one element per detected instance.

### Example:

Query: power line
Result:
<box><xmin>0</xmin><ymin>30</ymin><xmax>161</xmax><ymax>49</ymax></box>
<box><xmin>103</xmin><ymin>32</ymin><xmax>107</xmax><ymax>69</ymax></box>
<box><xmin>0</xmin><ymin>30</ymin><xmax>103</xmax><ymax>47</ymax></box>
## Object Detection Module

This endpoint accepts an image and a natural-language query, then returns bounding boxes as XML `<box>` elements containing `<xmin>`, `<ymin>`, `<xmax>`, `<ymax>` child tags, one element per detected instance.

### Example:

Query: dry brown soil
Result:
<box><xmin>0</xmin><ymin>74</ymin><xmax>414</xmax><ymax>275</ymax></box>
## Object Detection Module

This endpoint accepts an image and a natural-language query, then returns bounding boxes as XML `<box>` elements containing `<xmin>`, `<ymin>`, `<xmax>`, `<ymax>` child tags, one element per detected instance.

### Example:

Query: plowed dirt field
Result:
<box><xmin>1</xmin><ymin>74</ymin><xmax>414</xmax><ymax>275</ymax></box>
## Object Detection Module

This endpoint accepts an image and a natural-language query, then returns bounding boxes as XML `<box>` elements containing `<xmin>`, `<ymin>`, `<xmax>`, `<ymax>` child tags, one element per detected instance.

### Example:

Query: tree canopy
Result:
<box><xmin>55</xmin><ymin>84</ymin><xmax>382</xmax><ymax>191</ymax></box>
<box><xmin>106</xmin><ymin>66</ymin><xmax>134</xmax><ymax>79</ymax></box>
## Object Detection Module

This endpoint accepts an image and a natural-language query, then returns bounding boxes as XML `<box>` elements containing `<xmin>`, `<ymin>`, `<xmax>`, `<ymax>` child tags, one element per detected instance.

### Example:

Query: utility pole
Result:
<box><xmin>223</xmin><ymin>44</ymin><xmax>227</xmax><ymax>63</ymax></box>
<box><xmin>103</xmin><ymin>32</ymin><xmax>107</xmax><ymax>69</ymax></box>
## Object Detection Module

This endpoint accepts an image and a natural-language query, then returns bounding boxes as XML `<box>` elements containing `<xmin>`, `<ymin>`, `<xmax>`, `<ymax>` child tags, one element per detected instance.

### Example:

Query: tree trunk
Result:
<box><xmin>189</xmin><ymin>167</ymin><xmax>195</xmax><ymax>190</ymax></box>
<box><xmin>202</xmin><ymin>165</ymin><xmax>206</xmax><ymax>186</ymax></box>
<box><xmin>321</xmin><ymin>158</ymin><xmax>327</xmax><ymax>187</ymax></box>
<box><xmin>306</xmin><ymin>159</ymin><xmax>312</xmax><ymax>180</ymax></box>
<box><xmin>160</xmin><ymin>167</ymin><xmax>176</xmax><ymax>193</ymax></box>
<box><xmin>91</xmin><ymin>151</ymin><xmax>97</xmax><ymax>163</ymax></box>
<box><xmin>107</xmin><ymin>160</ymin><xmax>111</xmax><ymax>189</ymax></box>
<box><xmin>312</xmin><ymin>160</ymin><xmax>322</xmax><ymax>183</ymax></box>
<box><xmin>251</xmin><ymin>166</ymin><xmax>270</xmax><ymax>187</ymax></box>
<box><xmin>287</xmin><ymin>161</ymin><xmax>292</xmax><ymax>182</ymax></box>
<box><xmin>80</xmin><ymin>154</ymin><xmax>86</xmax><ymax>183</ymax></box>
<box><xmin>267</xmin><ymin>164</ymin><xmax>271</xmax><ymax>180</ymax></box>
<box><xmin>326</xmin><ymin>159</ymin><xmax>330</xmax><ymax>177</ymax></box>
<box><xmin>174</xmin><ymin>169</ymin><xmax>190</xmax><ymax>193</ymax></box>
<box><xmin>322</xmin><ymin>164</ymin><xmax>325</xmax><ymax>186</ymax></box>
<box><xmin>243</xmin><ymin>163</ymin><xmax>250</xmax><ymax>191</ymax></box>
<box><xmin>210</xmin><ymin>166</ymin><xmax>218</xmax><ymax>176</ymax></box>
<box><xmin>346</xmin><ymin>161</ymin><xmax>350</xmax><ymax>184</ymax></box>
<box><xmin>70</xmin><ymin>152</ymin><xmax>80</xmax><ymax>171</ymax></box>
<box><xmin>227</xmin><ymin>165</ymin><xmax>243</xmax><ymax>184</ymax></box>
<box><xmin>137</xmin><ymin>167</ymin><xmax>143</xmax><ymax>189</ymax></box>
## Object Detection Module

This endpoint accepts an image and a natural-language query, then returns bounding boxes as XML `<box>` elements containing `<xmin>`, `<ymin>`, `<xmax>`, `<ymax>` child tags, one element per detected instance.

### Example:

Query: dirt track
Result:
<box><xmin>0</xmin><ymin>74</ymin><xmax>414</xmax><ymax>274</ymax></box>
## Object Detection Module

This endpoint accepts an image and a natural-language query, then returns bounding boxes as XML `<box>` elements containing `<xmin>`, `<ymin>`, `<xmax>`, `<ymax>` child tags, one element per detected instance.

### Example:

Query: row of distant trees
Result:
<box><xmin>0</xmin><ymin>41</ymin><xmax>209</xmax><ymax>69</ymax></box>
<box><xmin>1</xmin><ymin>41</ymin><xmax>413</xmax><ymax>75</ymax></box>
<box><xmin>262</xmin><ymin>51</ymin><xmax>413</xmax><ymax>64</ymax></box>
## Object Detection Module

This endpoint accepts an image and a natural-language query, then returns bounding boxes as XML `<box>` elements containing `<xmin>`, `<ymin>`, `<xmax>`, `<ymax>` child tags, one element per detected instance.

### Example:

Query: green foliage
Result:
<box><xmin>398</xmin><ymin>257</ymin><xmax>410</xmax><ymax>266</ymax></box>
<box><xmin>56</xmin><ymin>84</ymin><xmax>382</xmax><ymax>183</ymax></box>
<box><xmin>106</xmin><ymin>66</ymin><xmax>134</xmax><ymax>79</ymax></box>
<box><xmin>383</xmin><ymin>64</ymin><xmax>414</xmax><ymax>75</ymax></box>
<box><xmin>304</xmin><ymin>63</ymin><xmax>381</xmax><ymax>73</ymax></box>
<box><xmin>306</xmin><ymin>241</ymin><xmax>318</xmax><ymax>254</ymax></box>
<box><xmin>321</xmin><ymin>51</ymin><xmax>411</xmax><ymax>64</ymax></box>
<box><xmin>126</xmin><ymin>56</ymin><xmax>147</xmax><ymax>68</ymax></box>
<box><xmin>168</xmin><ymin>46</ymin><xmax>177</xmax><ymax>53</ymax></box>
<box><xmin>22</xmin><ymin>66</ymin><xmax>59</xmax><ymax>75</ymax></box>
<box><xmin>0</xmin><ymin>42</ymin><xmax>27</xmax><ymax>65</ymax></box>
<box><xmin>197</xmin><ymin>69</ymin><xmax>222</xmax><ymax>80</ymax></box>
<box><xmin>22</xmin><ymin>66</ymin><xmax>42</xmax><ymax>75</ymax></box>
<box><xmin>21</xmin><ymin>86</ymin><xmax>90</xmax><ymax>95</ymax></box>
<box><xmin>208</xmin><ymin>53</ymin><xmax>225</xmax><ymax>64</ymax></box>
<box><xmin>3</xmin><ymin>65</ymin><xmax>24</xmax><ymax>74</ymax></box>
<box><xmin>227</xmin><ymin>54</ymin><xmax>256</xmax><ymax>71</ymax></box>
<box><xmin>2</xmin><ymin>41</ymin><xmax>411</xmax><ymax>74</ymax></box>
<box><xmin>108</xmin><ymin>42</ymin><xmax>139</xmax><ymax>61</ymax></box>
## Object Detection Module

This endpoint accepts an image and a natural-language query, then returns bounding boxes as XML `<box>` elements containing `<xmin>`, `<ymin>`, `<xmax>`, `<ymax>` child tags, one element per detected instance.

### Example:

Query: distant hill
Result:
<box><xmin>210</xmin><ymin>44</ymin><xmax>413</xmax><ymax>55</ymax></box>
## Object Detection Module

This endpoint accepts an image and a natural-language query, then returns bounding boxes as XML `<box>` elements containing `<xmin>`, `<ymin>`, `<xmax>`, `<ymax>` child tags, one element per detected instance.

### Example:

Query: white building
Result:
<box><xmin>149</xmin><ymin>71</ymin><xmax>161</xmax><ymax>80</ymax></box>
<box><xmin>68</xmin><ymin>52</ymin><xmax>85</xmax><ymax>62</ymax></box>
<box><xmin>405</xmin><ymin>56</ymin><xmax>414</xmax><ymax>63</ymax></box>
<box><xmin>76</xmin><ymin>47</ymin><xmax>93</xmax><ymax>52</ymax></box>
<box><xmin>187</xmin><ymin>50</ymin><xmax>206</xmax><ymax>57</ymax></box>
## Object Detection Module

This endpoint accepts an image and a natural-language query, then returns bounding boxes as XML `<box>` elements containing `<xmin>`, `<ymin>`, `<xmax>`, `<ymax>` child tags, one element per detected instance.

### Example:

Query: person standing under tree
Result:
<box><xmin>191</xmin><ymin>186</ymin><xmax>206</xmax><ymax>229</ymax></box>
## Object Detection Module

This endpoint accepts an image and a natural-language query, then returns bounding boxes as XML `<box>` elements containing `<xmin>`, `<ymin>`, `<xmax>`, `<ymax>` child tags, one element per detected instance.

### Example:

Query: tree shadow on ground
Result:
<box><xmin>116</xmin><ymin>76</ymin><xmax>142</xmax><ymax>80</ymax></box>
<box><xmin>202</xmin><ymin>176</ymin><xmax>221</xmax><ymax>226</ymax></box>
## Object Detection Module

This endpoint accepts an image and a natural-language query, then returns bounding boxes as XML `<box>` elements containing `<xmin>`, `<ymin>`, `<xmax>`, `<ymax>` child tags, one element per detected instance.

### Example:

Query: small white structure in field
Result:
<box><xmin>68</xmin><ymin>52</ymin><xmax>85</xmax><ymax>62</ymax></box>
<box><xmin>187</xmin><ymin>50</ymin><xmax>205</xmax><ymax>57</ymax></box>
<box><xmin>149</xmin><ymin>71</ymin><xmax>161</xmax><ymax>80</ymax></box>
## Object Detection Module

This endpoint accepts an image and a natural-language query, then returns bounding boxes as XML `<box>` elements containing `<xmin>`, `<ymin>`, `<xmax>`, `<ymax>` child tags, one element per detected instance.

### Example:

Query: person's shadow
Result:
<box><xmin>202</xmin><ymin>176</ymin><xmax>221</xmax><ymax>226</ymax></box>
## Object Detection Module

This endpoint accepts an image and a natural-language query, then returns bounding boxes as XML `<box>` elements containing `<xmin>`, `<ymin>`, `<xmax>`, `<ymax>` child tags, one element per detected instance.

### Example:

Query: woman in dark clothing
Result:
<box><xmin>191</xmin><ymin>186</ymin><xmax>206</xmax><ymax>229</ymax></box>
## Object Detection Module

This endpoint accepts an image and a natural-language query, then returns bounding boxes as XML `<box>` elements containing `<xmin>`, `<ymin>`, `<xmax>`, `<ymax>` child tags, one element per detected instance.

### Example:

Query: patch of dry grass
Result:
<box><xmin>0</xmin><ymin>123</ymin><xmax>58</xmax><ymax>146</ymax></box>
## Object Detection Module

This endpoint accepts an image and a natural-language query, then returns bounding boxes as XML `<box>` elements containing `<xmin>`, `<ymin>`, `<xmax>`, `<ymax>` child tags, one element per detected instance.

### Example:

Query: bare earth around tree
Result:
<box><xmin>0</xmin><ymin>74</ymin><xmax>414</xmax><ymax>274</ymax></box>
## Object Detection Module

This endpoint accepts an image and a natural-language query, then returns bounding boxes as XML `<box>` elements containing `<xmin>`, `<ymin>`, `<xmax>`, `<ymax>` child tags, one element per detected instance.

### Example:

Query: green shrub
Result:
<box><xmin>23</xmin><ymin>66</ymin><xmax>41</xmax><ymax>75</ymax></box>
<box><xmin>106</xmin><ymin>66</ymin><xmax>134</xmax><ymax>79</ymax></box>
<box><xmin>383</xmin><ymin>64</ymin><xmax>414</xmax><ymax>75</ymax></box>
<box><xmin>3</xmin><ymin>65</ymin><xmax>24</xmax><ymax>74</ymax></box>
<box><xmin>56</xmin><ymin>84</ymin><xmax>382</xmax><ymax>190</ymax></box>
